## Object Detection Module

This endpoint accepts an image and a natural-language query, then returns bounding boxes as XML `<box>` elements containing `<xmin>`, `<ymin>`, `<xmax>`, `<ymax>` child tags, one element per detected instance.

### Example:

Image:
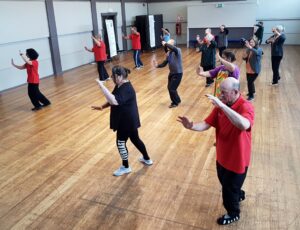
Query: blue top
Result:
<box><xmin>163</xmin><ymin>34</ymin><xmax>170</xmax><ymax>42</ymax></box>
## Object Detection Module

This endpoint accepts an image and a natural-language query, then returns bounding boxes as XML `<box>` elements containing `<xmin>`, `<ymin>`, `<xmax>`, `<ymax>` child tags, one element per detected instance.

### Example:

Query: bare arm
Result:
<box><xmin>196</xmin><ymin>65</ymin><xmax>212</xmax><ymax>78</ymax></box>
<box><xmin>84</xmin><ymin>46</ymin><xmax>93</xmax><ymax>52</ymax></box>
<box><xmin>96</xmin><ymin>79</ymin><xmax>119</xmax><ymax>105</ymax></box>
<box><xmin>91</xmin><ymin>102</ymin><xmax>110</xmax><ymax>110</ymax></box>
<box><xmin>19</xmin><ymin>52</ymin><xmax>32</xmax><ymax>65</ymax></box>
<box><xmin>216</xmin><ymin>53</ymin><xmax>236</xmax><ymax>72</ymax></box>
<box><xmin>161</xmin><ymin>28</ymin><xmax>170</xmax><ymax>36</ymax></box>
<box><xmin>11</xmin><ymin>58</ymin><xmax>26</xmax><ymax>70</ymax></box>
<box><xmin>177</xmin><ymin>116</ymin><xmax>211</xmax><ymax>132</ymax></box>
<box><xmin>92</xmin><ymin>36</ymin><xmax>101</xmax><ymax>46</ymax></box>
<box><xmin>122</xmin><ymin>34</ymin><xmax>130</xmax><ymax>40</ymax></box>
<box><xmin>206</xmin><ymin>94</ymin><xmax>250</xmax><ymax>130</ymax></box>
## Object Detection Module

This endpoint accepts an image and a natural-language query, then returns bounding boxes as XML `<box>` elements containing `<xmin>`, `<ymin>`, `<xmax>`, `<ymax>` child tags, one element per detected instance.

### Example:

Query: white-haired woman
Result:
<box><xmin>265</xmin><ymin>25</ymin><xmax>286</xmax><ymax>85</ymax></box>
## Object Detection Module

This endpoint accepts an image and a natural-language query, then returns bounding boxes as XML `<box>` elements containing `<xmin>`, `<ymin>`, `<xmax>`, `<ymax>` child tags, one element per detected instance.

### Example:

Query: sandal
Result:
<box><xmin>217</xmin><ymin>214</ymin><xmax>240</xmax><ymax>225</ymax></box>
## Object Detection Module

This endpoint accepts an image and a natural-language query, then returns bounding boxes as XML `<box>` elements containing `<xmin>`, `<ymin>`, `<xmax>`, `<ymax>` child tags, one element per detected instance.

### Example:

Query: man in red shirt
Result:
<box><xmin>85</xmin><ymin>35</ymin><xmax>109</xmax><ymax>81</ymax></box>
<box><xmin>11</xmin><ymin>48</ymin><xmax>51</xmax><ymax>111</ymax></box>
<box><xmin>178</xmin><ymin>77</ymin><xmax>255</xmax><ymax>225</ymax></box>
<box><xmin>123</xmin><ymin>27</ymin><xmax>144</xmax><ymax>69</ymax></box>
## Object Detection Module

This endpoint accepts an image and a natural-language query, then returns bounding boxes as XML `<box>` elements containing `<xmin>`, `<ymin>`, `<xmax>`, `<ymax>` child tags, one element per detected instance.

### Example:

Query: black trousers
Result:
<box><xmin>203</xmin><ymin>65</ymin><xmax>214</xmax><ymax>85</ymax></box>
<box><xmin>97</xmin><ymin>61</ymin><xmax>109</xmax><ymax>81</ymax></box>
<box><xmin>168</xmin><ymin>73</ymin><xmax>182</xmax><ymax>105</ymax></box>
<box><xmin>217</xmin><ymin>162</ymin><xmax>248</xmax><ymax>216</ymax></box>
<box><xmin>271</xmin><ymin>56</ymin><xmax>283</xmax><ymax>84</ymax></box>
<box><xmin>116</xmin><ymin>129</ymin><xmax>150</xmax><ymax>167</ymax></box>
<box><xmin>28</xmin><ymin>83</ymin><xmax>50</xmax><ymax>108</ymax></box>
<box><xmin>218</xmin><ymin>47</ymin><xmax>226</xmax><ymax>57</ymax></box>
<box><xmin>246</xmin><ymin>73</ymin><xmax>258</xmax><ymax>97</ymax></box>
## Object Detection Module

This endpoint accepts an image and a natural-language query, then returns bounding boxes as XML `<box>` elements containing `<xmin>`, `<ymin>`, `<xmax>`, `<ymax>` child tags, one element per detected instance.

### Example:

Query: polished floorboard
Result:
<box><xmin>0</xmin><ymin>45</ymin><xmax>300</xmax><ymax>229</ymax></box>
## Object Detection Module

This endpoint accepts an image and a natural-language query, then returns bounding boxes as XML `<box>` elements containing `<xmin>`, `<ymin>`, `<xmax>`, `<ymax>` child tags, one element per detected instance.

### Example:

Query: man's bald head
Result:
<box><xmin>221</xmin><ymin>77</ymin><xmax>240</xmax><ymax>91</ymax></box>
<box><xmin>220</xmin><ymin>77</ymin><xmax>240</xmax><ymax>105</ymax></box>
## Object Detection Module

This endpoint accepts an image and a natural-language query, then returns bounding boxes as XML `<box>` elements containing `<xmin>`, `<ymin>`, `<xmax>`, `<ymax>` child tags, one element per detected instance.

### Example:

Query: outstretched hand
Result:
<box><xmin>205</xmin><ymin>94</ymin><xmax>224</xmax><ymax>108</ymax></box>
<box><xmin>196</xmin><ymin>65</ymin><xmax>203</xmax><ymax>76</ymax></box>
<box><xmin>91</xmin><ymin>105</ymin><xmax>102</xmax><ymax>111</ymax></box>
<box><xmin>177</xmin><ymin>116</ymin><xmax>193</xmax><ymax>129</ymax></box>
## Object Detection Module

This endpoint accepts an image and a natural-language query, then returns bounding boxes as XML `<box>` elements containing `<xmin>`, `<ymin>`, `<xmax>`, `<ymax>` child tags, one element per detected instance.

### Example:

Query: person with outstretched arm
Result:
<box><xmin>178</xmin><ymin>77</ymin><xmax>255</xmax><ymax>226</ymax></box>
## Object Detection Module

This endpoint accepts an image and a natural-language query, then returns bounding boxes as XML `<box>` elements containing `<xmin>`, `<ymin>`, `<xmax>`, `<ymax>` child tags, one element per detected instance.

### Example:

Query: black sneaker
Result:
<box><xmin>205</xmin><ymin>83</ymin><xmax>213</xmax><ymax>87</ymax></box>
<box><xmin>217</xmin><ymin>214</ymin><xmax>240</xmax><ymax>225</ymax></box>
<box><xmin>271</xmin><ymin>82</ymin><xmax>278</xmax><ymax>85</ymax></box>
<box><xmin>247</xmin><ymin>96</ymin><xmax>254</xmax><ymax>101</ymax></box>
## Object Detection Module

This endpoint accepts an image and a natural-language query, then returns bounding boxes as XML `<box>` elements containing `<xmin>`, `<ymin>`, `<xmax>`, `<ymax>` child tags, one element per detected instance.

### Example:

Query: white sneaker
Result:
<box><xmin>139</xmin><ymin>157</ymin><xmax>153</xmax><ymax>166</ymax></box>
<box><xmin>113</xmin><ymin>166</ymin><xmax>132</xmax><ymax>176</ymax></box>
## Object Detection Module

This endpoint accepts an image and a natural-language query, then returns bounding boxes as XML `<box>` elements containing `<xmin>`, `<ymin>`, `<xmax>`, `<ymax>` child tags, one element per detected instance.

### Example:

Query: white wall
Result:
<box><xmin>0</xmin><ymin>1</ymin><xmax>53</xmax><ymax>92</ymax></box>
<box><xmin>53</xmin><ymin>1</ymin><xmax>94</xmax><ymax>71</ymax></box>
<box><xmin>96</xmin><ymin>2</ymin><xmax>123</xmax><ymax>50</ymax></box>
<box><xmin>149</xmin><ymin>0</ymin><xmax>300</xmax><ymax>45</ymax></box>
<box><xmin>148</xmin><ymin>2</ymin><xmax>188</xmax><ymax>44</ymax></box>
<box><xmin>256</xmin><ymin>0</ymin><xmax>300</xmax><ymax>44</ymax></box>
<box><xmin>125</xmin><ymin>2</ymin><xmax>148</xmax><ymax>49</ymax></box>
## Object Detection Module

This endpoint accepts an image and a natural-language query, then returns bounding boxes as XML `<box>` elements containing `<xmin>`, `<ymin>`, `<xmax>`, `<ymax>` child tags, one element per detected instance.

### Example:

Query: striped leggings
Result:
<box><xmin>116</xmin><ymin>129</ymin><xmax>150</xmax><ymax>168</ymax></box>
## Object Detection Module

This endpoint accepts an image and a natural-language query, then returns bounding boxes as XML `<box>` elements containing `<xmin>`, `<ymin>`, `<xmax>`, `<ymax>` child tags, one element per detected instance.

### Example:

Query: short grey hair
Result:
<box><xmin>276</xmin><ymin>25</ymin><xmax>285</xmax><ymax>33</ymax></box>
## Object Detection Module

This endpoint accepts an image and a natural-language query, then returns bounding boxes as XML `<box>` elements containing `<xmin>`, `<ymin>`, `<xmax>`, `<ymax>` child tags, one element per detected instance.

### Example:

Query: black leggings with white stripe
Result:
<box><xmin>116</xmin><ymin>129</ymin><xmax>150</xmax><ymax>168</ymax></box>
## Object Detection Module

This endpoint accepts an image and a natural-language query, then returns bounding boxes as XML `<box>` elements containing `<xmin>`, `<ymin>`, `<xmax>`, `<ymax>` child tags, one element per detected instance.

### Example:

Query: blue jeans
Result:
<box><xmin>133</xmin><ymin>50</ymin><xmax>143</xmax><ymax>67</ymax></box>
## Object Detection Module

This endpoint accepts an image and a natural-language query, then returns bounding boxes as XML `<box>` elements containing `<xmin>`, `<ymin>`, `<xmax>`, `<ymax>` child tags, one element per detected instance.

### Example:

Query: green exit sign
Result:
<box><xmin>216</xmin><ymin>3</ymin><xmax>224</xmax><ymax>8</ymax></box>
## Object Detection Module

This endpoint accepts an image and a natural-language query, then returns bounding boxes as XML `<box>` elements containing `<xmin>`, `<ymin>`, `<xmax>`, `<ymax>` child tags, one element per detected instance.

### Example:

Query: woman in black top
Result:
<box><xmin>265</xmin><ymin>25</ymin><xmax>286</xmax><ymax>85</ymax></box>
<box><xmin>197</xmin><ymin>32</ymin><xmax>217</xmax><ymax>87</ymax></box>
<box><xmin>92</xmin><ymin>66</ymin><xmax>152</xmax><ymax>176</ymax></box>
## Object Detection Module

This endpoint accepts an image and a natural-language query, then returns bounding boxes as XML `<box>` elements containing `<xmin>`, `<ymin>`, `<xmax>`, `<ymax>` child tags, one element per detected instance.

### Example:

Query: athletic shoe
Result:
<box><xmin>140</xmin><ymin>65</ymin><xmax>144</xmax><ymax>68</ymax></box>
<box><xmin>247</xmin><ymin>96</ymin><xmax>254</xmax><ymax>101</ymax></box>
<box><xmin>113</xmin><ymin>166</ymin><xmax>132</xmax><ymax>176</ymax></box>
<box><xmin>271</xmin><ymin>82</ymin><xmax>278</xmax><ymax>85</ymax></box>
<box><xmin>169</xmin><ymin>103</ymin><xmax>178</xmax><ymax>108</ymax></box>
<box><xmin>217</xmin><ymin>214</ymin><xmax>240</xmax><ymax>225</ymax></box>
<box><xmin>31</xmin><ymin>106</ymin><xmax>42</xmax><ymax>111</ymax></box>
<box><xmin>139</xmin><ymin>157</ymin><xmax>153</xmax><ymax>166</ymax></box>
<box><xmin>205</xmin><ymin>83</ymin><xmax>213</xmax><ymax>87</ymax></box>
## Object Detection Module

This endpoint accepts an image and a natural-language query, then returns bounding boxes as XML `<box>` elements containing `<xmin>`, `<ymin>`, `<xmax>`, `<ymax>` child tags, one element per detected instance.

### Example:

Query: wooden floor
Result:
<box><xmin>0</xmin><ymin>45</ymin><xmax>300</xmax><ymax>230</ymax></box>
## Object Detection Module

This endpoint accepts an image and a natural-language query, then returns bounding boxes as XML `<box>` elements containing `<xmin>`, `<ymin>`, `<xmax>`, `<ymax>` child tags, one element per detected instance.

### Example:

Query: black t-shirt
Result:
<box><xmin>110</xmin><ymin>82</ymin><xmax>141</xmax><ymax>131</ymax></box>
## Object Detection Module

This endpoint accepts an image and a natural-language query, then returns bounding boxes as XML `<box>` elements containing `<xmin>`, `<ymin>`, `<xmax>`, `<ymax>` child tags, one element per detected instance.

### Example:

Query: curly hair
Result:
<box><xmin>26</xmin><ymin>48</ymin><xmax>39</xmax><ymax>60</ymax></box>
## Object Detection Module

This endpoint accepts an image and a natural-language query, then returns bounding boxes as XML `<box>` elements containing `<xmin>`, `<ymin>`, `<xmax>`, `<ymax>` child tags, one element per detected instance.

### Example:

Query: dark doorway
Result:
<box><xmin>101</xmin><ymin>13</ymin><xmax>119</xmax><ymax>59</ymax></box>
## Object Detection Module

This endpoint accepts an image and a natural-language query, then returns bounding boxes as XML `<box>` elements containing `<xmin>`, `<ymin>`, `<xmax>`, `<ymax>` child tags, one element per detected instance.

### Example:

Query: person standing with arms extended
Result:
<box><xmin>196</xmin><ymin>51</ymin><xmax>240</xmax><ymax>98</ymax></box>
<box><xmin>178</xmin><ymin>77</ymin><xmax>255</xmax><ymax>225</ymax></box>
<box><xmin>217</xmin><ymin>25</ymin><xmax>229</xmax><ymax>56</ymax></box>
<box><xmin>91</xmin><ymin>65</ymin><xmax>153</xmax><ymax>176</ymax></box>
<box><xmin>153</xmin><ymin>39</ymin><xmax>183</xmax><ymax>108</ymax></box>
<box><xmin>123</xmin><ymin>27</ymin><xmax>144</xmax><ymax>69</ymax></box>
<box><xmin>196</xmin><ymin>29</ymin><xmax>217</xmax><ymax>87</ymax></box>
<box><xmin>85</xmin><ymin>34</ymin><xmax>109</xmax><ymax>81</ymax></box>
<box><xmin>265</xmin><ymin>25</ymin><xmax>286</xmax><ymax>85</ymax></box>
<box><xmin>11</xmin><ymin>49</ymin><xmax>51</xmax><ymax>111</ymax></box>
<box><xmin>243</xmin><ymin>37</ymin><xmax>263</xmax><ymax>101</ymax></box>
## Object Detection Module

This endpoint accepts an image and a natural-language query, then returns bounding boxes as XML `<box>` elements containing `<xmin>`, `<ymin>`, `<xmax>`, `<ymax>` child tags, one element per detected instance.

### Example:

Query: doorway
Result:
<box><xmin>101</xmin><ymin>13</ymin><xmax>119</xmax><ymax>59</ymax></box>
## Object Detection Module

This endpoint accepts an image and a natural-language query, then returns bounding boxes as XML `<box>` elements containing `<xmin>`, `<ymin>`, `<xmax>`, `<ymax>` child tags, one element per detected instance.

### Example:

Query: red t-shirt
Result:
<box><xmin>25</xmin><ymin>60</ymin><xmax>39</xmax><ymax>84</ymax></box>
<box><xmin>129</xmin><ymin>33</ymin><xmax>141</xmax><ymax>50</ymax></box>
<box><xmin>204</xmin><ymin>96</ymin><xmax>255</xmax><ymax>174</ymax></box>
<box><xmin>92</xmin><ymin>41</ymin><xmax>107</xmax><ymax>61</ymax></box>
